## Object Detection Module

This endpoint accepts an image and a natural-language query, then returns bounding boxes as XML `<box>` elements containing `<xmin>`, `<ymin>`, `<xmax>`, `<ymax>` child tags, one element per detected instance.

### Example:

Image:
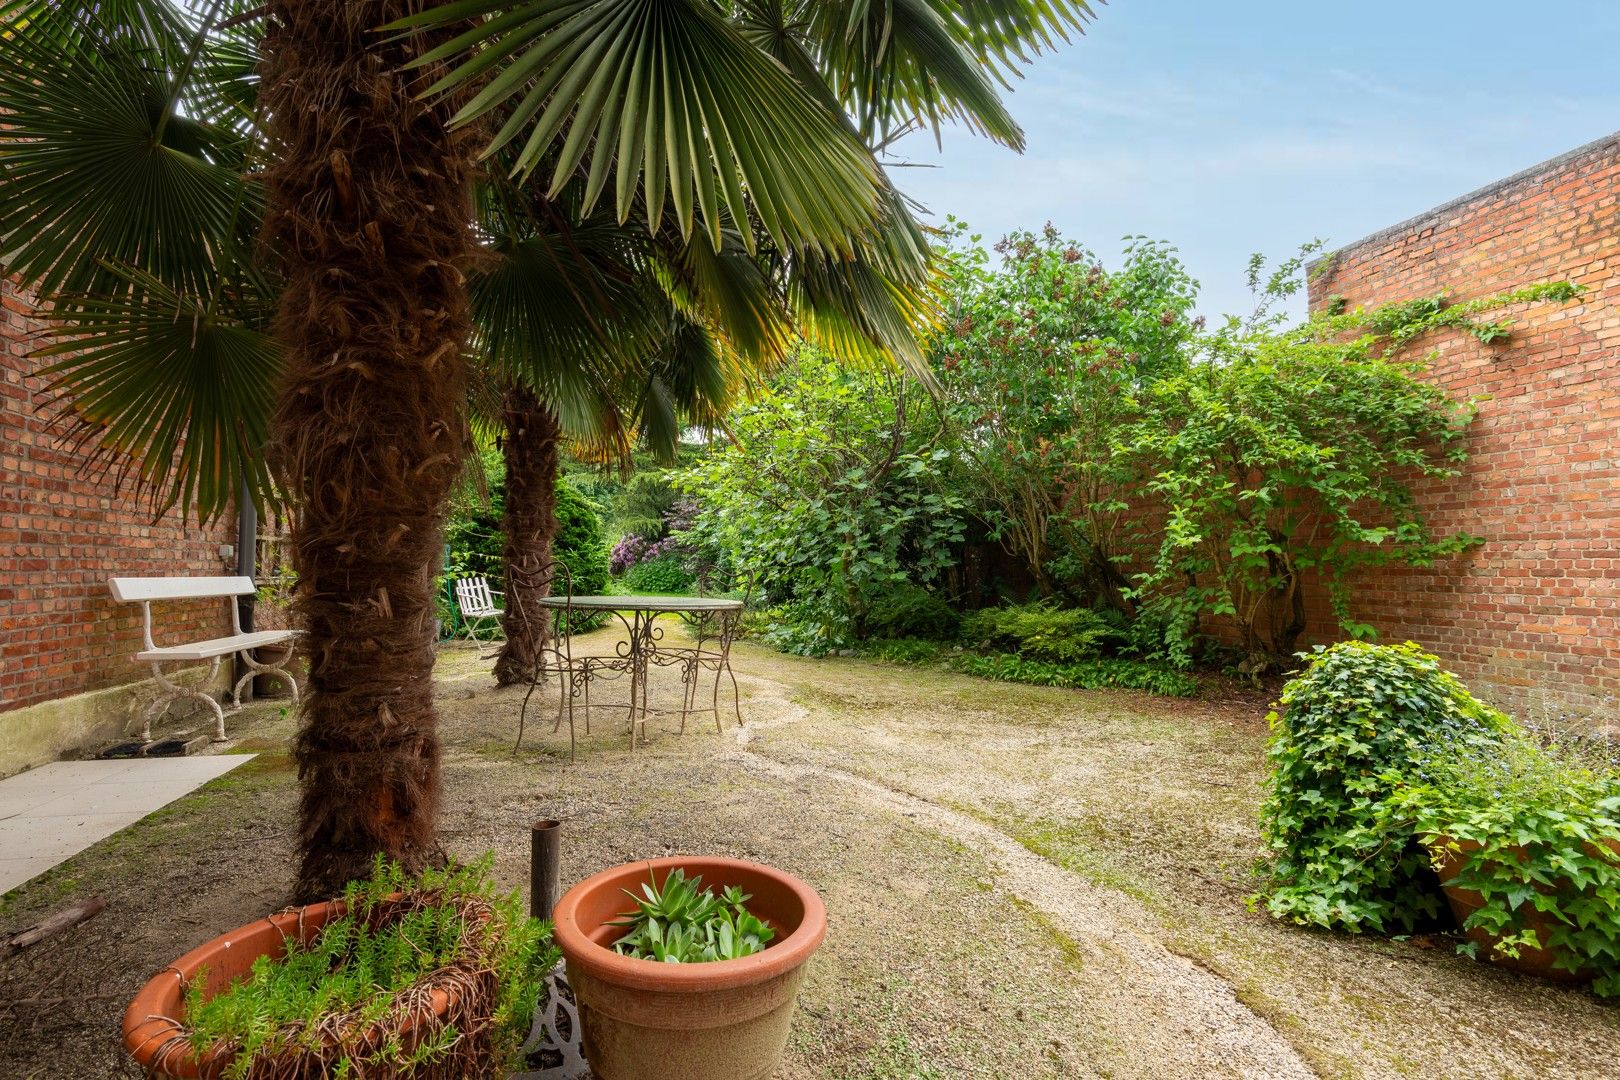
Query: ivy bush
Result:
<box><xmin>1385</xmin><ymin>730</ymin><xmax>1620</xmax><ymax>994</ymax></box>
<box><xmin>1257</xmin><ymin>641</ymin><xmax>1514</xmax><ymax>932</ymax></box>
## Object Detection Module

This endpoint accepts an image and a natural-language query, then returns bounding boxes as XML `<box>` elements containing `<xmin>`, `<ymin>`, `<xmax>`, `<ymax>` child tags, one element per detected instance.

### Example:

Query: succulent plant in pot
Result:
<box><xmin>552</xmin><ymin>856</ymin><xmax>827</xmax><ymax>1080</ymax></box>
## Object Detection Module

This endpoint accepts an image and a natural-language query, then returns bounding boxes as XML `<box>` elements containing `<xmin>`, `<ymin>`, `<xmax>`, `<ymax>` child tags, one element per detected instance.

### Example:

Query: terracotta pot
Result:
<box><xmin>1430</xmin><ymin>837</ymin><xmax>1620</xmax><ymax>983</ymax></box>
<box><xmin>552</xmin><ymin>856</ymin><xmax>827</xmax><ymax>1080</ymax></box>
<box><xmin>123</xmin><ymin>898</ymin><xmax>452</xmax><ymax>1079</ymax></box>
<box><xmin>251</xmin><ymin>642</ymin><xmax>295</xmax><ymax>698</ymax></box>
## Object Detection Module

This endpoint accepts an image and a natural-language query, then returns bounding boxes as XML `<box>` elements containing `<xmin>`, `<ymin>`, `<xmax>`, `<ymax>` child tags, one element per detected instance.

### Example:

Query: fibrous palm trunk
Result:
<box><xmin>493</xmin><ymin>383</ymin><xmax>560</xmax><ymax>686</ymax></box>
<box><xmin>262</xmin><ymin>0</ymin><xmax>476</xmax><ymax>901</ymax></box>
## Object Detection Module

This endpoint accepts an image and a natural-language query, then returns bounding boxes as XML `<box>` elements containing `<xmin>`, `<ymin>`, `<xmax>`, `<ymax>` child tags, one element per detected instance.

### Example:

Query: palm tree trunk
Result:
<box><xmin>262</xmin><ymin>0</ymin><xmax>477</xmax><ymax>901</ymax></box>
<box><xmin>493</xmin><ymin>383</ymin><xmax>561</xmax><ymax>686</ymax></box>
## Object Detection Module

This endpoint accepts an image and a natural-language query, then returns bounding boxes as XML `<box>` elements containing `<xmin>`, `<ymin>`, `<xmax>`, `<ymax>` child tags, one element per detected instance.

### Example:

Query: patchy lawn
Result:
<box><xmin>2</xmin><ymin>625</ymin><xmax>1615</xmax><ymax>1079</ymax></box>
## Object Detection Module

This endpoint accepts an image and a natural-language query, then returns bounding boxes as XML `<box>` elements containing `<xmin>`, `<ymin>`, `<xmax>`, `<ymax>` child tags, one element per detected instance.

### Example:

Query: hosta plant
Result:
<box><xmin>611</xmin><ymin>868</ymin><xmax>776</xmax><ymax>964</ymax></box>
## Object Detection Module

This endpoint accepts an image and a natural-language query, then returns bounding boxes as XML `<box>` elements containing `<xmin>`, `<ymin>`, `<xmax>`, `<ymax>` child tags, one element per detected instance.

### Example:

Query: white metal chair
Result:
<box><xmin>453</xmin><ymin>575</ymin><xmax>505</xmax><ymax>658</ymax></box>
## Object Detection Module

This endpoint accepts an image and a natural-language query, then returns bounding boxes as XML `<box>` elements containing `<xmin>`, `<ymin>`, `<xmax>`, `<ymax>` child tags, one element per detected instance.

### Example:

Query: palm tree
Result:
<box><xmin>0</xmin><ymin>0</ymin><xmax>1094</xmax><ymax>898</ymax></box>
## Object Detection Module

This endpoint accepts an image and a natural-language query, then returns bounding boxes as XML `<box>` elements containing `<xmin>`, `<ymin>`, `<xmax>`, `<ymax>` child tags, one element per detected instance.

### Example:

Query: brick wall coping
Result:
<box><xmin>1308</xmin><ymin>128</ymin><xmax>1620</xmax><ymax>272</ymax></box>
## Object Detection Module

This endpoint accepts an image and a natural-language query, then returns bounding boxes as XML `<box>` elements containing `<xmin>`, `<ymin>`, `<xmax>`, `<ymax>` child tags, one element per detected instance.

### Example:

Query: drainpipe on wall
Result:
<box><xmin>234</xmin><ymin>477</ymin><xmax>257</xmax><ymax>700</ymax></box>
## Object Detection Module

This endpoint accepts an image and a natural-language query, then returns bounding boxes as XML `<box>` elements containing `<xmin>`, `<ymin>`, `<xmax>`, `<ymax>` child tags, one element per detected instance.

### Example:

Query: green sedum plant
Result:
<box><xmin>1257</xmin><ymin>641</ymin><xmax>1513</xmax><ymax>933</ymax></box>
<box><xmin>611</xmin><ymin>868</ymin><xmax>776</xmax><ymax>964</ymax></box>
<box><xmin>1385</xmin><ymin>731</ymin><xmax>1620</xmax><ymax>994</ymax></box>
<box><xmin>183</xmin><ymin>856</ymin><xmax>557</xmax><ymax>1079</ymax></box>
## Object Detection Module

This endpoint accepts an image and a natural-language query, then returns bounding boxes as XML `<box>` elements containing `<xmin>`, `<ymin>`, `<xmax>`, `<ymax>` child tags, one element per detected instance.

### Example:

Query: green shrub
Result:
<box><xmin>864</xmin><ymin>585</ymin><xmax>959</xmax><ymax>641</ymax></box>
<box><xmin>1385</xmin><ymin>731</ymin><xmax>1620</xmax><ymax>995</ymax></box>
<box><xmin>866</xmin><ymin>638</ymin><xmax>944</xmax><ymax>666</ymax></box>
<box><xmin>622</xmin><ymin>553</ymin><xmax>693</xmax><ymax>594</ymax></box>
<box><xmin>759</xmin><ymin>601</ymin><xmax>853</xmax><ymax>657</ymax></box>
<box><xmin>183</xmin><ymin>856</ymin><xmax>556</xmax><ymax>1078</ymax></box>
<box><xmin>447</xmin><ymin>478</ymin><xmax>610</xmax><ymax>634</ymax></box>
<box><xmin>1256</xmin><ymin>641</ymin><xmax>1514</xmax><ymax>933</ymax></box>
<box><xmin>960</xmin><ymin>602</ymin><xmax>1122</xmax><ymax>664</ymax></box>
<box><xmin>951</xmin><ymin>653</ymin><xmax>1198</xmax><ymax>698</ymax></box>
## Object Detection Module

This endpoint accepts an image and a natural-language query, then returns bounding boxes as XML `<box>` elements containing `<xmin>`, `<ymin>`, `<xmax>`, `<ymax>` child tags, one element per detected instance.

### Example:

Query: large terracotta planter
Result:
<box><xmin>1430</xmin><ymin>837</ymin><xmax>1620</xmax><ymax>983</ymax></box>
<box><xmin>552</xmin><ymin>856</ymin><xmax>827</xmax><ymax>1080</ymax></box>
<box><xmin>123</xmin><ymin>898</ymin><xmax>454</xmax><ymax>1078</ymax></box>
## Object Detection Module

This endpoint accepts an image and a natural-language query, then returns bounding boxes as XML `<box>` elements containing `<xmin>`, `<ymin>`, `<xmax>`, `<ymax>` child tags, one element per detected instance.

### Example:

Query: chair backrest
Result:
<box><xmin>454</xmin><ymin>576</ymin><xmax>499</xmax><ymax>616</ymax></box>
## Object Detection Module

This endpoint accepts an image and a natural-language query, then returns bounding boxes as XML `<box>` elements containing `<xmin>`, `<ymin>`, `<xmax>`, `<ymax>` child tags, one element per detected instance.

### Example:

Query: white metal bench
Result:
<box><xmin>453</xmin><ymin>575</ymin><xmax>505</xmax><ymax>658</ymax></box>
<box><xmin>108</xmin><ymin>576</ymin><xmax>301</xmax><ymax>743</ymax></box>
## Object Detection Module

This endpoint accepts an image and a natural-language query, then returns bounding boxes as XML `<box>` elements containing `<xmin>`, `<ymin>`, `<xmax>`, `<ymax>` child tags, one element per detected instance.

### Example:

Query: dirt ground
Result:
<box><xmin>2</xmin><ymin>623</ymin><xmax>1616</xmax><ymax>1079</ymax></box>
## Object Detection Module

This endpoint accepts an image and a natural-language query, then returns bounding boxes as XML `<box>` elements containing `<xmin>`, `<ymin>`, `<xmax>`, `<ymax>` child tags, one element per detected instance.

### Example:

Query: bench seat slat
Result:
<box><xmin>110</xmin><ymin>576</ymin><xmax>256</xmax><ymax>602</ymax></box>
<box><xmin>133</xmin><ymin>629</ymin><xmax>299</xmax><ymax>662</ymax></box>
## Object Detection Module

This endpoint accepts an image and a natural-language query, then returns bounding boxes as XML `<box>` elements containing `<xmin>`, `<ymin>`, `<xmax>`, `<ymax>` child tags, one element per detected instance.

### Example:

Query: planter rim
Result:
<box><xmin>553</xmin><ymin>855</ymin><xmax>826</xmax><ymax>993</ymax></box>
<box><xmin>124</xmin><ymin>900</ymin><xmax>345</xmax><ymax>1077</ymax></box>
<box><xmin>123</xmin><ymin>893</ymin><xmax>452</xmax><ymax>1079</ymax></box>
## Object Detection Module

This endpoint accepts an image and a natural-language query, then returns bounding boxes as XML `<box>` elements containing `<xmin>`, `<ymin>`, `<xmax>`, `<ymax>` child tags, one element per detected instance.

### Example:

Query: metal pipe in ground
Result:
<box><xmin>531</xmin><ymin>819</ymin><xmax>562</xmax><ymax>921</ymax></box>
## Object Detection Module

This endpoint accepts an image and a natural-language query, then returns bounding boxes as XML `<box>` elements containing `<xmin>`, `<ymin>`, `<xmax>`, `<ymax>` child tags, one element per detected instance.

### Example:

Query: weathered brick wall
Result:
<box><xmin>1305</xmin><ymin>132</ymin><xmax>1619</xmax><ymax>721</ymax></box>
<box><xmin>1</xmin><ymin>276</ymin><xmax>237</xmax><ymax>715</ymax></box>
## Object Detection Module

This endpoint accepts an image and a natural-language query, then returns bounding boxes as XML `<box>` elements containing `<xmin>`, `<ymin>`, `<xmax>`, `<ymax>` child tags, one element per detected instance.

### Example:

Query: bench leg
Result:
<box><xmin>230</xmin><ymin>647</ymin><xmax>302</xmax><ymax>710</ymax></box>
<box><xmin>145</xmin><ymin>658</ymin><xmax>227</xmax><ymax>742</ymax></box>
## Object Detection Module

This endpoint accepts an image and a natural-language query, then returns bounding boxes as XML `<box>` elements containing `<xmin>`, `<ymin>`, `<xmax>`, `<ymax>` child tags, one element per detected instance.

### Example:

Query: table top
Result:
<box><xmin>535</xmin><ymin>595</ymin><xmax>744</xmax><ymax>612</ymax></box>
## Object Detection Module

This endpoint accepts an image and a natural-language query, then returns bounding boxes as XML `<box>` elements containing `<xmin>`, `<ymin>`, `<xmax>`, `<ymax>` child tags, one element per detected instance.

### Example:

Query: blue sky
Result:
<box><xmin>889</xmin><ymin>1</ymin><xmax>1620</xmax><ymax>319</ymax></box>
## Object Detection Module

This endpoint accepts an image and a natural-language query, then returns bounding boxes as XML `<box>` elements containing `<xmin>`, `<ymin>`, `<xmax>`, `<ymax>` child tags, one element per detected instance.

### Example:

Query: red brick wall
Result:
<box><xmin>1</xmin><ymin>277</ymin><xmax>238</xmax><ymax>713</ymax></box>
<box><xmin>1304</xmin><ymin>132</ymin><xmax>1620</xmax><ymax>722</ymax></box>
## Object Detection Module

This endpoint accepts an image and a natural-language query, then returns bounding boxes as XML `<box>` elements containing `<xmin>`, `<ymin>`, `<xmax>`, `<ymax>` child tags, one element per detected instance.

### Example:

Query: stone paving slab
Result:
<box><xmin>0</xmin><ymin>756</ymin><xmax>254</xmax><ymax>894</ymax></box>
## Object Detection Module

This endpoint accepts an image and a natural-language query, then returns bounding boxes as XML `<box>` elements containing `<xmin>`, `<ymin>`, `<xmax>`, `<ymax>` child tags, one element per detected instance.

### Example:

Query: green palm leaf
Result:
<box><xmin>392</xmin><ymin>0</ymin><xmax>886</xmax><ymax>255</ymax></box>
<box><xmin>32</xmin><ymin>269</ymin><xmax>281</xmax><ymax>520</ymax></box>
<box><xmin>0</xmin><ymin>3</ymin><xmax>260</xmax><ymax>301</ymax></box>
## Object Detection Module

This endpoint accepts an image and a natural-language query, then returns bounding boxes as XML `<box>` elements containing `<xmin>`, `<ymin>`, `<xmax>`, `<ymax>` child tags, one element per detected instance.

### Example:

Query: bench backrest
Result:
<box><xmin>110</xmin><ymin>576</ymin><xmax>256</xmax><ymax>603</ymax></box>
<box><xmin>110</xmin><ymin>576</ymin><xmax>253</xmax><ymax>650</ymax></box>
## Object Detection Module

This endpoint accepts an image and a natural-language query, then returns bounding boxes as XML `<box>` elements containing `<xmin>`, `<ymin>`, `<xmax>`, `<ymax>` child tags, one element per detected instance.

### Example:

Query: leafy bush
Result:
<box><xmin>866</xmin><ymin>638</ymin><xmax>944</xmax><ymax>666</ymax></box>
<box><xmin>758</xmin><ymin>601</ymin><xmax>854</xmax><ymax>658</ymax></box>
<box><xmin>951</xmin><ymin>653</ymin><xmax>1198</xmax><ymax>698</ymax></box>
<box><xmin>622</xmin><ymin>553</ymin><xmax>693</xmax><ymax>594</ymax></box>
<box><xmin>1257</xmin><ymin>641</ymin><xmax>1514</xmax><ymax>933</ymax></box>
<box><xmin>960</xmin><ymin>602</ymin><xmax>1123</xmax><ymax>664</ymax></box>
<box><xmin>1385</xmin><ymin>730</ymin><xmax>1620</xmax><ymax>994</ymax></box>
<box><xmin>183</xmin><ymin>856</ymin><xmax>556</xmax><ymax>1078</ymax></box>
<box><xmin>864</xmin><ymin>585</ymin><xmax>959</xmax><ymax>641</ymax></box>
<box><xmin>447</xmin><ymin>477</ymin><xmax>609</xmax><ymax>633</ymax></box>
<box><xmin>677</xmin><ymin>348</ymin><xmax>965</xmax><ymax>641</ymax></box>
<box><xmin>934</xmin><ymin>224</ymin><xmax>1197</xmax><ymax>599</ymax></box>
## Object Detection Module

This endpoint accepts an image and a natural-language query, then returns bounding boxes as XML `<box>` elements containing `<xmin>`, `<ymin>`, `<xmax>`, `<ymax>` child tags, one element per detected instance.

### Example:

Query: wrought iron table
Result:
<box><xmin>534</xmin><ymin>595</ymin><xmax>745</xmax><ymax>750</ymax></box>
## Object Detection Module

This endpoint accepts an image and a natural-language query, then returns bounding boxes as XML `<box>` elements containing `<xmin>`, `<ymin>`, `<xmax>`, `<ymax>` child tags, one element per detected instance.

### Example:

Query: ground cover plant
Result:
<box><xmin>610</xmin><ymin>869</ymin><xmax>775</xmax><ymax>965</ymax></box>
<box><xmin>176</xmin><ymin>857</ymin><xmax>557</xmax><ymax>1079</ymax></box>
